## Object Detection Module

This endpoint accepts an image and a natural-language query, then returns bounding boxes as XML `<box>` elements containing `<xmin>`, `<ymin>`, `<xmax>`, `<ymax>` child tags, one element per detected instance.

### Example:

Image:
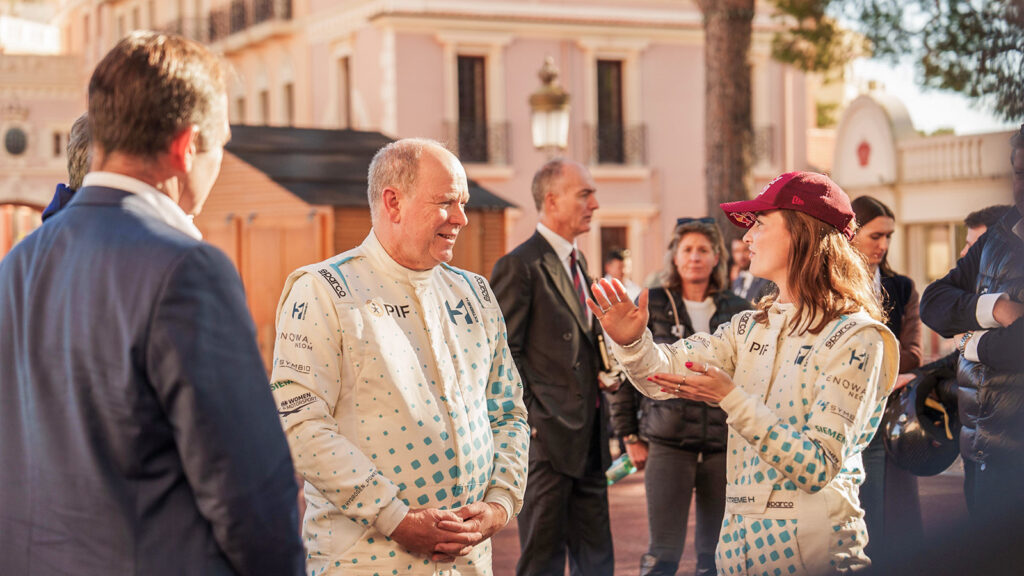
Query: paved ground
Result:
<box><xmin>491</xmin><ymin>461</ymin><xmax>968</xmax><ymax>576</ymax></box>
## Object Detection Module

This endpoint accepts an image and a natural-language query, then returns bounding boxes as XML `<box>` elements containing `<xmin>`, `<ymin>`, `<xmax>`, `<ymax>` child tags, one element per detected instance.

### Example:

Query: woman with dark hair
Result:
<box><xmin>850</xmin><ymin>195</ymin><xmax>923</xmax><ymax>562</ymax></box>
<box><xmin>608</xmin><ymin>218</ymin><xmax>750</xmax><ymax>576</ymax></box>
<box><xmin>591</xmin><ymin>172</ymin><xmax>898</xmax><ymax>574</ymax></box>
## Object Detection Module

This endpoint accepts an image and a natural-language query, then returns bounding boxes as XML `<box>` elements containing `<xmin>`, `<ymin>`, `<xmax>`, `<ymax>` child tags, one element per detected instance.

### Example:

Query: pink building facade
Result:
<box><xmin>53</xmin><ymin>0</ymin><xmax>826</xmax><ymax>282</ymax></box>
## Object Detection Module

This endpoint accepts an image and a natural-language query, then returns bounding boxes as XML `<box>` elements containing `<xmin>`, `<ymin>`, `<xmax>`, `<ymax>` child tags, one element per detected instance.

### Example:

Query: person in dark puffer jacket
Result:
<box><xmin>608</xmin><ymin>218</ymin><xmax>750</xmax><ymax>576</ymax></box>
<box><xmin>920</xmin><ymin>125</ymin><xmax>1024</xmax><ymax>525</ymax></box>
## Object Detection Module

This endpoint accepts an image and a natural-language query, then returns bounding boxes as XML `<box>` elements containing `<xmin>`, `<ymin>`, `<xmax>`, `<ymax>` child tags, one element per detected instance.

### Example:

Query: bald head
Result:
<box><xmin>367</xmin><ymin>138</ymin><xmax>457</xmax><ymax>222</ymax></box>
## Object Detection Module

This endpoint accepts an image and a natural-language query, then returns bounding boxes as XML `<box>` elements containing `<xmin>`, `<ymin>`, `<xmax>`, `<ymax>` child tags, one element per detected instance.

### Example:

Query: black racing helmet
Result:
<box><xmin>881</xmin><ymin>369</ymin><xmax>959</xmax><ymax>476</ymax></box>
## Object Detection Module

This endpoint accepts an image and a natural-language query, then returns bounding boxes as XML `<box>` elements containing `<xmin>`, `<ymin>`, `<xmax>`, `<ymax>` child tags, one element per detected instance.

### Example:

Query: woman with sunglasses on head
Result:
<box><xmin>849</xmin><ymin>195</ymin><xmax>923</xmax><ymax>563</ymax></box>
<box><xmin>608</xmin><ymin>217</ymin><xmax>751</xmax><ymax>576</ymax></box>
<box><xmin>591</xmin><ymin>172</ymin><xmax>898</xmax><ymax>575</ymax></box>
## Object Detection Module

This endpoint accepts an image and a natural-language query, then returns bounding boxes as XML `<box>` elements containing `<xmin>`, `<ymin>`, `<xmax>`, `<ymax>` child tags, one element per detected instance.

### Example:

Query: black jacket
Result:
<box><xmin>609</xmin><ymin>287</ymin><xmax>751</xmax><ymax>452</ymax></box>
<box><xmin>490</xmin><ymin>232</ymin><xmax>610</xmax><ymax>478</ymax></box>
<box><xmin>920</xmin><ymin>210</ymin><xmax>1024</xmax><ymax>466</ymax></box>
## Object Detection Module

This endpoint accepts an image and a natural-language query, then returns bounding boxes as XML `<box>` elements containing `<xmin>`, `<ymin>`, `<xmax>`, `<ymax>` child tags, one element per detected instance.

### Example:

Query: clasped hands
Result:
<box><xmin>389</xmin><ymin>502</ymin><xmax>507</xmax><ymax>563</ymax></box>
<box><xmin>587</xmin><ymin>278</ymin><xmax>735</xmax><ymax>404</ymax></box>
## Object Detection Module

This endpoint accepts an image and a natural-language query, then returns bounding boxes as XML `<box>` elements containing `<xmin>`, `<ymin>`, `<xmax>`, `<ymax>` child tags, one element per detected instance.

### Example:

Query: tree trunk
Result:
<box><xmin>698</xmin><ymin>0</ymin><xmax>754</xmax><ymax>241</ymax></box>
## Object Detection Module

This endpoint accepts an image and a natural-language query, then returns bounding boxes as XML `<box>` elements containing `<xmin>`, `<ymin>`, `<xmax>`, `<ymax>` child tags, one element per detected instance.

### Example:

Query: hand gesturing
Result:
<box><xmin>587</xmin><ymin>278</ymin><xmax>649</xmax><ymax>346</ymax></box>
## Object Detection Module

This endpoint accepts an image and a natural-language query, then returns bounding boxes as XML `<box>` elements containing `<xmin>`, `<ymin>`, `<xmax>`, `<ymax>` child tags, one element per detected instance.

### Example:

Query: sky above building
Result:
<box><xmin>851</xmin><ymin>58</ymin><xmax>1018</xmax><ymax>136</ymax></box>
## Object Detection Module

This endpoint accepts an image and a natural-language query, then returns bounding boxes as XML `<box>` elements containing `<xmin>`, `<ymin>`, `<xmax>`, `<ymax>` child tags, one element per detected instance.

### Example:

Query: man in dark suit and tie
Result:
<box><xmin>0</xmin><ymin>32</ymin><xmax>304</xmax><ymax>576</ymax></box>
<box><xmin>491</xmin><ymin>158</ymin><xmax>614</xmax><ymax>576</ymax></box>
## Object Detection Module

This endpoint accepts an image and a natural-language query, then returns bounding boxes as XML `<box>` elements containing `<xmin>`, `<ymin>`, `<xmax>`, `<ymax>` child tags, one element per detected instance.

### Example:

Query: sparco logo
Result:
<box><xmin>767</xmin><ymin>501</ymin><xmax>795</xmax><ymax>509</ymax></box>
<box><xmin>318</xmin><ymin>268</ymin><xmax>347</xmax><ymax>298</ymax></box>
<box><xmin>736</xmin><ymin>313</ymin><xmax>751</xmax><ymax>336</ymax></box>
<box><xmin>824</xmin><ymin>321</ymin><xmax>856</xmax><ymax>349</ymax></box>
<box><xmin>474</xmin><ymin>276</ymin><xmax>493</xmax><ymax>304</ymax></box>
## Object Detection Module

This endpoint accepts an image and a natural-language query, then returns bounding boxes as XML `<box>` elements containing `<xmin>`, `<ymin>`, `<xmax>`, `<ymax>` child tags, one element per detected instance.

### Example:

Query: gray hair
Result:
<box><xmin>531</xmin><ymin>157</ymin><xmax>571</xmax><ymax>212</ymax></box>
<box><xmin>67</xmin><ymin>113</ymin><xmax>91</xmax><ymax>190</ymax></box>
<box><xmin>367</xmin><ymin>138</ymin><xmax>447</xmax><ymax>216</ymax></box>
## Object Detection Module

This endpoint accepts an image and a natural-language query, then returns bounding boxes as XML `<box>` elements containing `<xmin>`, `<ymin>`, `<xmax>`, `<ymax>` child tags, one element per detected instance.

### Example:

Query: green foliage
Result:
<box><xmin>774</xmin><ymin>0</ymin><xmax>1024</xmax><ymax>122</ymax></box>
<box><xmin>816</xmin><ymin>101</ymin><xmax>840</xmax><ymax>127</ymax></box>
<box><xmin>771</xmin><ymin>0</ymin><xmax>868</xmax><ymax>80</ymax></box>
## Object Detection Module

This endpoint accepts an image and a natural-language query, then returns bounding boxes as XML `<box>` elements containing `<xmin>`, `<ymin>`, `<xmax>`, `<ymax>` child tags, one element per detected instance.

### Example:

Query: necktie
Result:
<box><xmin>569</xmin><ymin>250</ymin><xmax>586</xmax><ymax>309</ymax></box>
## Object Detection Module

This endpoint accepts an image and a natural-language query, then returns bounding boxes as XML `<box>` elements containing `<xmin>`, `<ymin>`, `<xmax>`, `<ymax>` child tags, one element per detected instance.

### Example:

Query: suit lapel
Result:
<box><xmin>540</xmin><ymin>241</ymin><xmax>598</xmax><ymax>340</ymax></box>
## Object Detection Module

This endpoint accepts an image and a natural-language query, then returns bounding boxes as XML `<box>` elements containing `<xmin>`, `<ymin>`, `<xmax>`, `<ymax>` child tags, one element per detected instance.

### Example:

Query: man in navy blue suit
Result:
<box><xmin>0</xmin><ymin>32</ymin><xmax>304</xmax><ymax>576</ymax></box>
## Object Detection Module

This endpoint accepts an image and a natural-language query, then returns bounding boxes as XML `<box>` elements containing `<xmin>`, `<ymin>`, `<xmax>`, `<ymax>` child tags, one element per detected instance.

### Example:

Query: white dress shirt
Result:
<box><xmin>82</xmin><ymin>172</ymin><xmax>203</xmax><ymax>240</ymax></box>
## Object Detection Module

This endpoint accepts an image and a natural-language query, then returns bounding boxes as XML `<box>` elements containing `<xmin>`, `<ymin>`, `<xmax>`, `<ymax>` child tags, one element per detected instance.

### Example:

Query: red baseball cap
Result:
<box><xmin>719</xmin><ymin>171</ymin><xmax>856</xmax><ymax>240</ymax></box>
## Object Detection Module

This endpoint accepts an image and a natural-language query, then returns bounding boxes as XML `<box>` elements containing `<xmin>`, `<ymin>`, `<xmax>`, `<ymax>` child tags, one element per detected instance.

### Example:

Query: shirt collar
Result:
<box><xmin>537</xmin><ymin>222</ymin><xmax>577</xmax><ymax>262</ymax></box>
<box><xmin>82</xmin><ymin>172</ymin><xmax>203</xmax><ymax>240</ymax></box>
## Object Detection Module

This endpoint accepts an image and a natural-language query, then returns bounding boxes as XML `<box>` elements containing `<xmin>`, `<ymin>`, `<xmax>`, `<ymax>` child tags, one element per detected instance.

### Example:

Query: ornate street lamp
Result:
<box><xmin>529</xmin><ymin>56</ymin><xmax>570</xmax><ymax>152</ymax></box>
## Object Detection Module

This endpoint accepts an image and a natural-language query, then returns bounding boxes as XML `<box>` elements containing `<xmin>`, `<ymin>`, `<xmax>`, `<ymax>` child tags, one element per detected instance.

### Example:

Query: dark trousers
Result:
<box><xmin>644</xmin><ymin>443</ymin><xmax>725</xmax><ymax>574</ymax></box>
<box><xmin>516</xmin><ymin>438</ymin><xmax>613</xmax><ymax>576</ymax></box>
<box><xmin>859</xmin><ymin>435</ymin><xmax>922</xmax><ymax>562</ymax></box>
<box><xmin>964</xmin><ymin>458</ymin><xmax>1024</xmax><ymax>524</ymax></box>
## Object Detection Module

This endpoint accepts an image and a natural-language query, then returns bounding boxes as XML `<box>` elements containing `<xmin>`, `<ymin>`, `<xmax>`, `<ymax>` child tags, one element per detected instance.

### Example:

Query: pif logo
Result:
<box><xmin>749</xmin><ymin>341</ymin><xmax>770</xmax><ymax>356</ymax></box>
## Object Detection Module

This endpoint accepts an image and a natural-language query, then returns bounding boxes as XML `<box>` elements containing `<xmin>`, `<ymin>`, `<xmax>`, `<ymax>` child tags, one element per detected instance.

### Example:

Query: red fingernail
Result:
<box><xmin>685</xmin><ymin>362</ymin><xmax>693</xmax><ymax>368</ymax></box>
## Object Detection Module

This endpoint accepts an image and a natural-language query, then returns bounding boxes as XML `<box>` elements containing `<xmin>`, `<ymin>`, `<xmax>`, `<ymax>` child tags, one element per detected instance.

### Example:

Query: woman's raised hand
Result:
<box><xmin>587</xmin><ymin>278</ymin><xmax>649</xmax><ymax>346</ymax></box>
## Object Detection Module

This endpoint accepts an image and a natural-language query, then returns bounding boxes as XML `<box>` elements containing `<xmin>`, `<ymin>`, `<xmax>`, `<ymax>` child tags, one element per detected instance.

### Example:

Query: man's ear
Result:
<box><xmin>168</xmin><ymin>125</ymin><xmax>199</xmax><ymax>172</ymax></box>
<box><xmin>382</xmin><ymin>187</ymin><xmax>402</xmax><ymax>223</ymax></box>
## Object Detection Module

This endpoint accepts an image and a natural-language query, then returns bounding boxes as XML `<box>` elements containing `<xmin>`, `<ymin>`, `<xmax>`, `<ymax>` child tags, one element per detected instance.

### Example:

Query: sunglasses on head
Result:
<box><xmin>676</xmin><ymin>217</ymin><xmax>716</xmax><ymax>226</ymax></box>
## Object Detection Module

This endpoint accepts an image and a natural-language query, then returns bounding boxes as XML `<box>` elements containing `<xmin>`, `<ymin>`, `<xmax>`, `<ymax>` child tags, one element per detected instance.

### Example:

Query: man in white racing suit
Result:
<box><xmin>270</xmin><ymin>138</ymin><xmax>529</xmax><ymax>575</ymax></box>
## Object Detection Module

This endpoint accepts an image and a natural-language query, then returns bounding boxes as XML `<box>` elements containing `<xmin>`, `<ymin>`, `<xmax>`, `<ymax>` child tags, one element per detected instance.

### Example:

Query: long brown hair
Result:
<box><xmin>754</xmin><ymin>210</ymin><xmax>884</xmax><ymax>334</ymax></box>
<box><xmin>660</xmin><ymin>220</ymin><xmax>729</xmax><ymax>296</ymax></box>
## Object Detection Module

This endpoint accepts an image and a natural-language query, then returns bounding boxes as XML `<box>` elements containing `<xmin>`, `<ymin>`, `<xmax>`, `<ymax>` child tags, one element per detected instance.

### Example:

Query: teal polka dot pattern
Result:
<box><xmin>616</xmin><ymin>305</ymin><xmax>897</xmax><ymax>574</ymax></box>
<box><xmin>269</xmin><ymin>235</ymin><xmax>529</xmax><ymax>575</ymax></box>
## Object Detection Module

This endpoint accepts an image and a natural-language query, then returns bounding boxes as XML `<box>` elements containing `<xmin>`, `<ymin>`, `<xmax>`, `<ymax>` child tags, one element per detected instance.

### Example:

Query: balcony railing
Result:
<box><xmin>584</xmin><ymin>123</ymin><xmax>647</xmax><ymax>166</ymax></box>
<box><xmin>445</xmin><ymin>121</ymin><xmax>510</xmax><ymax>165</ymax></box>
<box><xmin>208</xmin><ymin>0</ymin><xmax>292</xmax><ymax>43</ymax></box>
<box><xmin>899</xmin><ymin>131</ymin><xmax>1013</xmax><ymax>184</ymax></box>
<box><xmin>163</xmin><ymin>17</ymin><xmax>211</xmax><ymax>43</ymax></box>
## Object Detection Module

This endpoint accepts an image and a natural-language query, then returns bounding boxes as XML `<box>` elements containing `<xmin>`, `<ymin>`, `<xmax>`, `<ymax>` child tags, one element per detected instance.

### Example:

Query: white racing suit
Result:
<box><xmin>270</xmin><ymin>232</ymin><xmax>530</xmax><ymax>575</ymax></box>
<box><xmin>614</xmin><ymin>304</ymin><xmax>898</xmax><ymax>575</ymax></box>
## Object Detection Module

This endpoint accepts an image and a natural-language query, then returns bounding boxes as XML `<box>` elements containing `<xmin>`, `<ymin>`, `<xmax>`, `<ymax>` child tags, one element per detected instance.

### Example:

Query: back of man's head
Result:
<box><xmin>88</xmin><ymin>31</ymin><xmax>226</xmax><ymax>161</ymax></box>
<box><xmin>66</xmin><ymin>113</ymin><xmax>91</xmax><ymax>190</ymax></box>
<box><xmin>964</xmin><ymin>205</ymin><xmax>1012</xmax><ymax>230</ymax></box>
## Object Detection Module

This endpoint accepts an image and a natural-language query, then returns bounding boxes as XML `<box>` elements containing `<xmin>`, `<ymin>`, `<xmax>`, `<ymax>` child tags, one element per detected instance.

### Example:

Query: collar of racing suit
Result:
<box><xmin>364</xmin><ymin>229</ymin><xmax>438</xmax><ymax>286</ymax></box>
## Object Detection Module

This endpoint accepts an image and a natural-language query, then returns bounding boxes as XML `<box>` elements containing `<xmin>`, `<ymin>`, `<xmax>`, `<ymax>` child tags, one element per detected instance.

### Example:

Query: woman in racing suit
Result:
<box><xmin>591</xmin><ymin>172</ymin><xmax>898</xmax><ymax>575</ymax></box>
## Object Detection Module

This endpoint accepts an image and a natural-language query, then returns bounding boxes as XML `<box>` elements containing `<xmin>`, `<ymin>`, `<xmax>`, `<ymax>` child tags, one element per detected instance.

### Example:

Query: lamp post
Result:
<box><xmin>529</xmin><ymin>56</ymin><xmax>570</xmax><ymax>154</ymax></box>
